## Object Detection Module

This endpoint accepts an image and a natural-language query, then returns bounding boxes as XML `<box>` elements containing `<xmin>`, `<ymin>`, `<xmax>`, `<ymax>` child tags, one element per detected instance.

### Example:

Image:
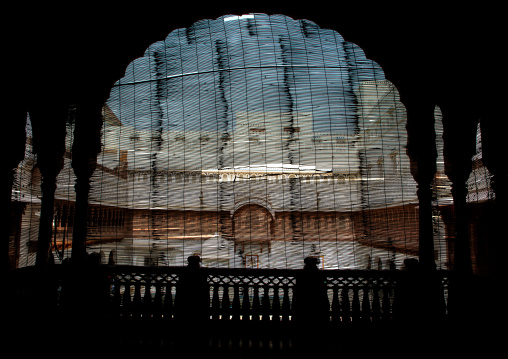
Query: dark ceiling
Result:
<box><xmin>6</xmin><ymin>3</ymin><xmax>502</xmax><ymax>102</ymax></box>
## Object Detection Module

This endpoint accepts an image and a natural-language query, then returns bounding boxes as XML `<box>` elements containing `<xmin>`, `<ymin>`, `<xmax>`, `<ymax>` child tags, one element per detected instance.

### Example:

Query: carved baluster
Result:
<box><xmin>132</xmin><ymin>282</ymin><xmax>142</xmax><ymax>319</ymax></box>
<box><xmin>371</xmin><ymin>283</ymin><xmax>381</xmax><ymax>322</ymax></box>
<box><xmin>251</xmin><ymin>285</ymin><xmax>261</xmax><ymax>322</ymax></box>
<box><xmin>163</xmin><ymin>284</ymin><xmax>174</xmax><ymax>321</ymax></box>
<box><xmin>382</xmin><ymin>285</ymin><xmax>392</xmax><ymax>321</ymax></box>
<box><xmin>242</xmin><ymin>284</ymin><xmax>251</xmax><ymax>321</ymax></box>
<box><xmin>153</xmin><ymin>283</ymin><xmax>163</xmax><ymax>319</ymax></box>
<box><xmin>122</xmin><ymin>283</ymin><xmax>131</xmax><ymax>318</ymax></box>
<box><xmin>361</xmin><ymin>286</ymin><xmax>371</xmax><ymax>323</ymax></box>
<box><xmin>112</xmin><ymin>279</ymin><xmax>122</xmax><ymax>317</ymax></box>
<box><xmin>208</xmin><ymin>282</ymin><xmax>220</xmax><ymax>348</ymax></box>
<box><xmin>212</xmin><ymin>283</ymin><xmax>220</xmax><ymax>321</ymax></box>
<box><xmin>331</xmin><ymin>286</ymin><xmax>340</xmax><ymax>325</ymax></box>
<box><xmin>230</xmin><ymin>284</ymin><xmax>242</xmax><ymax>350</ymax></box>
<box><xmin>324</xmin><ymin>284</ymin><xmax>331</xmax><ymax>325</ymax></box>
<box><xmin>271</xmin><ymin>286</ymin><xmax>281</xmax><ymax>323</ymax></box>
<box><xmin>281</xmin><ymin>285</ymin><xmax>291</xmax><ymax>323</ymax></box>
<box><xmin>351</xmin><ymin>285</ymin><xmax>361</xmax><ymax>323</ymax></box>
<box><xmin>262</xmin><ymin>285</ymin><xmax>271</xmax><ymax>322</ymax></box>
<box><xmin>143</xmin><ymin>281</ymin><xmax>152</xmax><ymax>317</ymax></box>
<box><xmin>438</xmin><ymin>277</ymin><xmax>448</xmax><ymax>319</ymax></box>
<box><xmin>259</xmin><ymin>284</ymin><xmax>271</xmax><ymax>350</ymax></box>
<box><xmin>231</xmin><ymin>284</ymin><xmax>241</xmax><ymax>322</ymax></box>
<box><xmin>133</xmin><ymin>282</ymin><xmax>141</xmax><ymax>305</ymax></box>
<box><xmin>211</xmin><ymin>283</ymin><xmax>220</xmax><ymax>322</ymax></box>
<box><xmin>221</xmin><ymin>284</ymin><xmax>231</xmax><ymax>321</ymax></box>
<box><xmin>341</xmin><ymin>286</ymin><xmax>351</xmax><ymax>324</ymax></box>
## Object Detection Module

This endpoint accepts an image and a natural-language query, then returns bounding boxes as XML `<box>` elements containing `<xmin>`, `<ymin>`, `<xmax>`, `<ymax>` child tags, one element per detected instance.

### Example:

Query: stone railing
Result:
<box><xmin>6</xmin><ymin>256</ymin><xmax>453</xmax><ymax>352</ymax></box>
<box><xmin>102</xmin><ymin>256</ymin><xmax>450</xmax><ymax>325</ymax></box>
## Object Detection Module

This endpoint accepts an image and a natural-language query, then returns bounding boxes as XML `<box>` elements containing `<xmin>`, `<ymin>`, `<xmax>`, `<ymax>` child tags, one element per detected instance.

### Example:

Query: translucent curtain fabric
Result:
<box><xmin>12</xmin><ymin>13</ymin><xmax>465</xmax><ymax>269</ymax></box>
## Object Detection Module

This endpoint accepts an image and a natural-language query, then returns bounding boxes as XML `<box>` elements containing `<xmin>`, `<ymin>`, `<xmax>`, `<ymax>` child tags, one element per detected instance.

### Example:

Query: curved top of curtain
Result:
<box><xmin>105</xmin><ymin>13</ymin><xmax>387</xmax><ymax>133</ymax></box>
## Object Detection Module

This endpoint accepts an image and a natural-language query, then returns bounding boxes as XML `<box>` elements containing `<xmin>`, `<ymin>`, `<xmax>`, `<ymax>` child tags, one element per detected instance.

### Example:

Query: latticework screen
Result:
<box><xmin>13</xmin><ymin>13</ymin><xmax>478</xmax><ymax>270</ymax></box>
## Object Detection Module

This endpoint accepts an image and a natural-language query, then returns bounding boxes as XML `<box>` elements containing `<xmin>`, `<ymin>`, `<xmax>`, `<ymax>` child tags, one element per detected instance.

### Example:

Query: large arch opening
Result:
<box><xmin>11</xmin><ymin>12</ymin><xmax>479</xmax><ymax>271</ymax></box>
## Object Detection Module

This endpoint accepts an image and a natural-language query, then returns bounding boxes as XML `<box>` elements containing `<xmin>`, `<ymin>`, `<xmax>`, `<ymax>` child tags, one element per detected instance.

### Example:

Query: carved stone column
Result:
<box><xmin>405</xmin><ymin>98</ymin><xmax>437</xmax><ymax>271</ymax></box>
<box><xmin>29</xmin><ymin>104</ymin><xmax>67</xmax><ymax>268</ymax></box>
<box><xmin>447</xmin><ymin>167</ymin><xmax>472</xmax><ymax>274</ymax></box>
<box><xmin>440</xmin><ymin>104</ymin><xmax>477</xmax><ymax>274</ymax></box>
<box><xmin>480</xmin><ymin>108</ymin><xmax>507</xmax><ymax>278</ymax></box>
<box><xmin>70</xmin><ymin>102</ymin><xmax>103</xmax><ymax>264</ymax></box>
<box><xmin>435</xmin><ymin>102</ymin><xmax>479</xmax><ymax>325</ymax></box>
<box><xmin>476</xmin><ymin>100</ymin><xmax>507</xmax><ymax>331</ymax></box>
<box><xmin>1</xmin><ymin>105</ymin><xmax>28</xmax><ymax>272</ymax></box>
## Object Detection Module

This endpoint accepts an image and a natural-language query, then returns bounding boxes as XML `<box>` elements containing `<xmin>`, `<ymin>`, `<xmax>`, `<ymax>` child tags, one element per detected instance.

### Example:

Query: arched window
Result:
<box><xmin>13</xmin><ymin>13</ymin><xmax>455</xmax><ymax>270</ymax></box>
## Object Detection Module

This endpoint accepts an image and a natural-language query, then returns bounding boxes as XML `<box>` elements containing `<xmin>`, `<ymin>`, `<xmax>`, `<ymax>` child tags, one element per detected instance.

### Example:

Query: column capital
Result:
<box><xmin>404</xmin><ymin>99</ymin><xmax>438</xmax><ymax>185</ymax></box>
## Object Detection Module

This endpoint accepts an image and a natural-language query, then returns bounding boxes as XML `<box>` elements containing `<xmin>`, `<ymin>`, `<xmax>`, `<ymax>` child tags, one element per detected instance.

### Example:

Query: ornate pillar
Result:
<box><xmin>476</xmin><ymin>103</ymin><xmax>507</xmax><ymax>329</ymax></box>
<box><xmin>29</xmin><ymin>104</ymin><xmax>67</xmax><ymax>268</ymax></box>
<box><xmin>70</xmin><ymin>101</ymin><xmax>103</xmax><ymax>264</ymax></box>
<box><xmin>431</xmin><ymin>93</ymin><xmax>481</xmax><ymax>326</ymax></box>
<box><xmin>480</xmin><ymin>109</ymin><xmax>507</xmax><ymax>278</ymax></box>
<box><xmin>405</xmin><ymin>98</ymin><xmax>437</xmax><ymax>271</ymax></box>
<box><xmin>440</xmin><ymin>104</ymin><xmax>478</xmax><ymax>273</ymax></box>
<box><xmin>1</xmin><ymin>105</ymin><xmax>28</xmax><ymax>272</ymax></box>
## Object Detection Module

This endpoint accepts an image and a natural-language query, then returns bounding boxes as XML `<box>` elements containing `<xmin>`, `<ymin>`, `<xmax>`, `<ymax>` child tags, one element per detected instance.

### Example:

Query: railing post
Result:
<box><xmin>174</xmin><ymin>255</ymin><xmax>209</xmax><ymax>325</ymax></box>
<box><xmin>172</xmin><ymin>255</ymin><xmax>209</xmax><ymax>351</ymax></box>
<box><xmin>394</xmin><ymin>258</ymin><xmax>445</xmax><ymax>326</ymax></box>
<box><xmin>293</xmin><ymin>257</ymin><xmax>329</xmax><ymax>349</ymax></box>
<box><xmin>56</xmin><ymin>256</ymin><xmax>112</xmax><ymax>352</ymax></box>
<box><xmin>292</xmin><ymin>257</ymin><xmax>331</xmax><ymax>355</ymax></box>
